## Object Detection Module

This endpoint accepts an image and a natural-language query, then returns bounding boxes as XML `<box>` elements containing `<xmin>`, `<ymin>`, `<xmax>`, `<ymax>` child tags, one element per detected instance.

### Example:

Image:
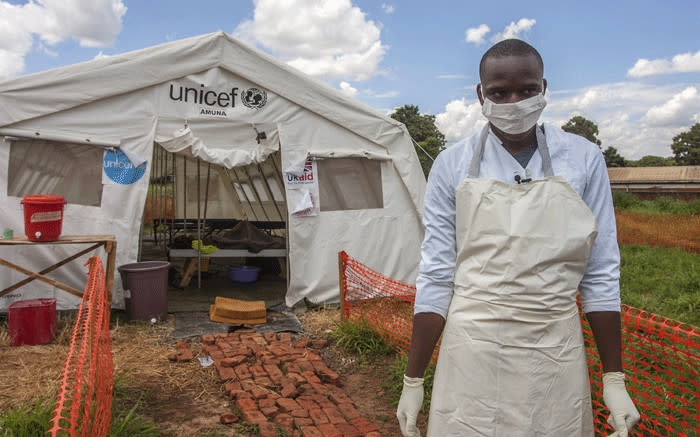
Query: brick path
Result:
<box><xmin>171</xmin><ymin>330</ymin><xmax>382</xmax><ymax>437</ymax></box>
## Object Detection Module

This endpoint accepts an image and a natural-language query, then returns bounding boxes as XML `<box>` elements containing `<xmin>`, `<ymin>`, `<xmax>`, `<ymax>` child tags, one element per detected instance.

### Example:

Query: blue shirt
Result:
<box><xmin>414</xmin><ymin>123</ymin><xmax>622</xmax><ymax>317</ymax></box>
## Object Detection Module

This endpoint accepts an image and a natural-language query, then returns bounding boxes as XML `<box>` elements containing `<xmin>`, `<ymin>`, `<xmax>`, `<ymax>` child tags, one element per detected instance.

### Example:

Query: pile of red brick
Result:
<box><xmin>172</xmin><ymin>329</ymin><xmax>381</xmax><ymax>437</ymax></box>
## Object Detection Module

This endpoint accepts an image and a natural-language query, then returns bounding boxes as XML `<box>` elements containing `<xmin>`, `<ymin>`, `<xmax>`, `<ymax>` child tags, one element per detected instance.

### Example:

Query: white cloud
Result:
<box><xmin>628</xmin><ymin>50</ymin><xmax>700</xmax><ymax>77</ymax></box>
<box><xmin>465</xmin><ymin>24</ymin><xmax>490</xmax><ymax>46</ymax></box>
<box><xmin>234</xmin><ymin>0</ymin><xmax>386</xmax><ymax>81</ymax></box>
<box><xmin>434</xmin><ymin>81</ymin><xmax>700</xmax><ymax>158</ymax></box>
<box><xmin>381</xmin><ymin>3</ymin><xmax>394</xmax><ymax>14</ymax></box>
<box><xmin>0</xmin><ymin>0</ymin><xmax>126</xmax><ymax>79</ymax></box>
<box><xmin>93</xmin><ymin>50</ymin><xmax>110</xmax><ymax>60</ymax></box>
<box><xmin>491</xmin><ymin>18</ymin><xmax>536</xmax><ymax>43</ymax></box>
<box><xmin>643</xmin><ymin>87</ymin><xmax>700</xmax><ymax>126</ymax></box>
<box><xmin>435</xmin><ymin>98</ymin><xmax>486</xmax><ymax>142</ymax></box>
<box><xmin>543</xmin><ymin>81</ymin><xmax>700</xmax><ymax>158</ymax></box>
<box><xmin>339</xmin><ymin>81</ymin><xmax>357</xmax><ymax>97</ymax></box>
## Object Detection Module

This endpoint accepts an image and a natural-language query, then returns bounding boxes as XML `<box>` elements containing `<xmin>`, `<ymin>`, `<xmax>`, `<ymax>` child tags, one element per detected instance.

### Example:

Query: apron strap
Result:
<box><xmin>536</xmin><ymin>125</ymin><xmax>554</xmax><ymax>177</ymax></box>
<box><xmin>467</xmin><ymin>124</ymin><xmax>490</xmax><ymax>178</ymax></box>
<box><xmin>468</xmin><ymin>124</ymin><xmax>554</xmax><ymax>178</ymax></box>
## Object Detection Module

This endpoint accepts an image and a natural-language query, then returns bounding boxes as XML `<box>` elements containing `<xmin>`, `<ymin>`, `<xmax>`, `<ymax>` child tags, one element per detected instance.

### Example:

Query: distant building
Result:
<box><xmin>608</xmin><ymin>166</ymin><xmax>700</xmax><ymax>200</ymax></box>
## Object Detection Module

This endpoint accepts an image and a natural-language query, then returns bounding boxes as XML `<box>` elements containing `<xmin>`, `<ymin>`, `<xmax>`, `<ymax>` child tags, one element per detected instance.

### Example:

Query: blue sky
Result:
<box><xmin>1</xmin><ymin>0</ymin><xmax>699</xmax><ymax>159</ymax></box>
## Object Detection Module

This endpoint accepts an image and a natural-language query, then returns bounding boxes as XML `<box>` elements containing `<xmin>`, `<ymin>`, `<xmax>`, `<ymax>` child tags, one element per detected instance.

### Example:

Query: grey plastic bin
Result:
<box><xmin>118</xmin><ymin>261</ymin><xmax>169</xmax><ymax>321</ymax></box>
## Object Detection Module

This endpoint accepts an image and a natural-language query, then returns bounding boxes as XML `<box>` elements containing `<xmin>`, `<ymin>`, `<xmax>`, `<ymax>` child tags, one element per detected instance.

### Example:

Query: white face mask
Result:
<box><xmin>481</xmin><ymin>92</ymin><xmax>547</xmax><ymax>135</ymax></box>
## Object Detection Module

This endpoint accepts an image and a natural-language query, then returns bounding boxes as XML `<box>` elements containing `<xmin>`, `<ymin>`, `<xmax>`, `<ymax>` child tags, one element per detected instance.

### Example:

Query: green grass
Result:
<box><xmin>330</xmin><ymin>319</ymin><xmax>393</xmax><ymax>360</ymax></box>
<box><xmin>0</xmin><ymin>399</ymin><xmax>54</xmax><ymax>437</ymax></box>
<box><xmin>612</xmin><ymin>192</ymin><xmax>700</xmax><ymax>214</ymax></box>
<box><xmin>620</xmin><ymin>244</ymin><xmax>699</xmax><ymax>325</ymax></box>
<box><xmin>0</xmin><ymin>373</ymin><xmax>164</xmax><ymax>437</ymax></box>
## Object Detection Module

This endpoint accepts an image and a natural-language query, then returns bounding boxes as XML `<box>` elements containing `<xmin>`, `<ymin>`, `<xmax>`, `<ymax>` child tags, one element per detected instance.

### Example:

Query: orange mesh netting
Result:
<box><xmin>339</xmin><ymin>251</ymin><xmax>699</xmax><ymax>436</ymax></box>
<box><xmin>616</xmin><ymin>210</ymin><xmax>699</xmax><ymax>253</ymax></box>
<box><xmin>49</xmin><ymin>257</ymin><xmax>113</xmax><ymax>437</ymax></box>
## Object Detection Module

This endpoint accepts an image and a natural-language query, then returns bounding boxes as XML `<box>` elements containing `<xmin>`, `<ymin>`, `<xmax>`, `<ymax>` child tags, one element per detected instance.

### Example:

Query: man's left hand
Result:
<box><xmin>603</xmin><ymin>372</ymin><xmax>640</xmax><ymax>437</ymax></box>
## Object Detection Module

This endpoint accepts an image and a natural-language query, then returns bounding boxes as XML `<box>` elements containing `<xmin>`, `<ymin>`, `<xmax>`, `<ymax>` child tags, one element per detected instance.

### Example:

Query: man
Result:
<box><xmin>396</xmin><ymin>39</ymin><xmax>640</xmax><ymax>436</ymax></box>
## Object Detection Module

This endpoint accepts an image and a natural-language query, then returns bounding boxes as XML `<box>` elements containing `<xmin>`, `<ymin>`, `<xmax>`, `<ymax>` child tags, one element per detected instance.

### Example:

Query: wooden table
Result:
<box><xmin>169</xmin><ymin>248</ymin><xmax>287</xmax><ymax>288</ymax></box>
<box><xmin>0</xmin><ymin>235</ymin><xmax>117</xmax><ymax>300</ymax></box>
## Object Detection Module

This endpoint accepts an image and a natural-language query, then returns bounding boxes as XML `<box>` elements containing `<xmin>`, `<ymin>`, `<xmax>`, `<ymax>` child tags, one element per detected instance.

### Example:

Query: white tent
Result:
<box><xmin>0</xmin><ymin>32</ymin><xmax>426</xmax><ymax>311</ymax></box>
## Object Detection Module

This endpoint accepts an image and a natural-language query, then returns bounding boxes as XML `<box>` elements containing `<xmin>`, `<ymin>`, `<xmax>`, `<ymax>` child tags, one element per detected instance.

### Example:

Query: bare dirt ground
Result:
<box><xmin>0</xmin><ymin>308</ymin><xmax>424</xmax><ymax>436</ymax></box>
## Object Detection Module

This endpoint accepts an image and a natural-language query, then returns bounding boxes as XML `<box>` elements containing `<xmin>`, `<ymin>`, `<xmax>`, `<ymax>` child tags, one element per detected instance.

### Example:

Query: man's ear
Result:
<box><xmin>476</xmin><ymin>83</ymin><xmax>484</xmax><ymax>105</ymax></box>
<box><xmin>542</xmin><ymin>78</ymin><xmax>548</xmax><ymax>96</ymax></box>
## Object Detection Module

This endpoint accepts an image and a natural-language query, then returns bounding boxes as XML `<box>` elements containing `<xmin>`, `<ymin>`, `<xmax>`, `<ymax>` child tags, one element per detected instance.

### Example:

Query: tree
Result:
<box><xmin>390</xmin><ymin>104</ymin><xmax>447</xmax><ymax>177</ymax></box>
<box><xmin>671</xmin><ymin>123</ymin><xmax>700</xmax><ymax>165</ymax></box>
<box><xmin>603</xmin><ymin>146</ymin><xmax>626</xmax><ymax>167</ymax></box>
<box><xmin>627</xmin><ymin>155</ymin><xmax>675</xmax><ymax>167</ymax></box>
<box><xmin>561</xmin><ymin>116</ymin><xmax>602</xmax><ymax>147</ymax></box>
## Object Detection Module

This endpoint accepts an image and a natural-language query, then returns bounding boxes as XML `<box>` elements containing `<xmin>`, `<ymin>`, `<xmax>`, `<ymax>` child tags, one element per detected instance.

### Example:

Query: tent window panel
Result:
<box><xmin>317</xmin><ymin>158</ymin><xmax>383</xmax><ymax>211</ymax></box>
<box><xmin>267</xmin><ymin>177</ymin><xmax>285</xmax><ymax>202</ymax></box>
<box><xmin>251</xmin><ymin>176</ymin><xmax>269</xmax><ymax>201</ymax></box>
<box><xmin>241</xmin><ymin>183</ymin><xmax>256</xmax><ymax>201</ymax></box>
<box><xmin>7</xmin><ymin>139</ymin><xmax>103</xmax><ymax>206</ymax></box>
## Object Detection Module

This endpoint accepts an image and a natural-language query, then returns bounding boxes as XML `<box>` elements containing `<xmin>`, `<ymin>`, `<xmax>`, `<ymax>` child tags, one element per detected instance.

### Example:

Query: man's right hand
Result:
<box><xmin>397</xmin><ymin>375</ymin><xmax>424</xmax><ymax>437</ymax></box>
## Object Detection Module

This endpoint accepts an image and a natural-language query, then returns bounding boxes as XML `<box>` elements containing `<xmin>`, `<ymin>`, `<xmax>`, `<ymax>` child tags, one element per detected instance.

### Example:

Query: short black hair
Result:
<box><xmin>479</xmin><ymin>39</ymin><xmax>543</xmax><ymax>80</ymax></box>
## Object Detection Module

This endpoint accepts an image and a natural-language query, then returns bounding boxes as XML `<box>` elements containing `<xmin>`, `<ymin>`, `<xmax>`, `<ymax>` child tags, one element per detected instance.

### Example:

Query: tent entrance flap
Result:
<box><xmin>155</xmin><ymin>121</ymin><xmax>280</xmax><ymax>169</ymax></box>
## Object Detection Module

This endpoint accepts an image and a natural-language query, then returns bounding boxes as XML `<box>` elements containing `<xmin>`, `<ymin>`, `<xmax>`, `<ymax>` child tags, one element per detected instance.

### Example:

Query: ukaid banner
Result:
<box><xmin>285</xmin><ymin>158</ymin><xmax>318</xmax><ymax>217</ymax></box>
<box><xmin>157</xmin><ymin>68</ymin><xmax>276</xmax><ymax>122</ymax></box>
<box><xmin>102</xmin><ymin>148</ymin><xmax>148</xmax><ymax>185</ymax></box>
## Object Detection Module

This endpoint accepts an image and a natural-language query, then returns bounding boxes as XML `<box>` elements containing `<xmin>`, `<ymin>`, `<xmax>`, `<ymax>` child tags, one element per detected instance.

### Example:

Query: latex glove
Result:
<box><xmin>603</xmin><ymin>372</ymin><xmax>640</xmax><ymax>437</ymax></box>
<box><xmin>397</xmin><ymin>375</ymin><xmax>424</xmax><ymax>437</ymax></box>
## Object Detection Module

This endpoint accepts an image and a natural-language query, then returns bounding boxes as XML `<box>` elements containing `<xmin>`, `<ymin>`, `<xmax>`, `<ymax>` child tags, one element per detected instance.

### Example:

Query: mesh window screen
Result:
<box><xmin>317</xmin><ymin>158</ymin><xmax>383</xmax><ymax>211</ymax></box>
<box><xmin>8</xmin><ymin>139</ymin><xmax>103</xmax><ymax>206</ymax></box>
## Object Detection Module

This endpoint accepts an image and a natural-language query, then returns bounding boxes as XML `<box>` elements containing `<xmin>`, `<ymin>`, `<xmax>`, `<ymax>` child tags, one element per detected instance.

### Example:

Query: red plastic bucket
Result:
<box><xmin>8</xmin><ymin>298</ymin><xmax>57</xmax><ymax>346</ymax></box>
<box><xmin>20</xmin><ymin>195</ymin><xmax>66</xmax><ymax>241</ymax></box>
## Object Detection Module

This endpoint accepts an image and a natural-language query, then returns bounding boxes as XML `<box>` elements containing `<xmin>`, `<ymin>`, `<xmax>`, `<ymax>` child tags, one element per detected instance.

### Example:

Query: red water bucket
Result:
<box><xmin>20</xmin><ymin>195</ymin><xmax>66</xmax><ymax>241</ymax></box>
<box><xmin>8</xmin><ymin>298</ymin><xmax>57</xmax><ymax>346</ymax></box>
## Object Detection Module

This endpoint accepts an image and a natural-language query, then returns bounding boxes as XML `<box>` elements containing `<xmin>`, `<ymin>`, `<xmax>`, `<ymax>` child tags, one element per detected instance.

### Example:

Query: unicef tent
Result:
<box><xmin>0</xmin><ymin>31</ymin><xmax>426</xmax><ymax>311</ymax></box>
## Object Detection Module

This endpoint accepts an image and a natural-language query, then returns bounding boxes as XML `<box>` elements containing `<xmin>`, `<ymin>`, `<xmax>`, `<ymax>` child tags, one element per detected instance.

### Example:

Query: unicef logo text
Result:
<box><xmin>103</xmin><ymin>149</ymin><xmax>147</xmax><ymax>185</ymax></box>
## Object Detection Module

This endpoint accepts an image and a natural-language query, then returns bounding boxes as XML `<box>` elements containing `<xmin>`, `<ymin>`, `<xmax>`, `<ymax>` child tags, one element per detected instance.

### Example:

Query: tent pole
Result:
<box><xmin>161</xmin><ymin>146</ymin><xmax>167</xmax><ymax>248</ymax></box>
<box><xmin>171</xmin><ymin>150</ymin><xmax>176</xmax><ymax>246</ymax></box>
<box><xmin>241</xmin><ymin>165</ymin><xmax>271</xmax><ymax>221</ymax></box>
<box><xmin>183</xmin><ymin>156</ymin><xmax>187</xmax><ymax>232</ymax></box>
<box><xmin>158</xmin><ymin>145</ymin><xmax>164</xmax><ymax>248</ymax></box>
<box><xmin>197</xmin><ymin>159</ymin><xmax>201</xmax><ymax>289</ymax></box>
<box><xmin>150</xmin><ymin>146</ymin><xmax>157</xmax><ymax>242</ymax></box>
<box><xmin>204</xmin><ymin>163</ymin><xmax>211</xmax><ymax>222</ymax></box>
<box><xmin>231</xmin><ymin>167</ymin><xmax>260</xmax><ymax>221</ymax></box>
<box><xmin>256</xmin><ymin>162</ymin><xmax>284</xmax><ymax>221</ymax></box>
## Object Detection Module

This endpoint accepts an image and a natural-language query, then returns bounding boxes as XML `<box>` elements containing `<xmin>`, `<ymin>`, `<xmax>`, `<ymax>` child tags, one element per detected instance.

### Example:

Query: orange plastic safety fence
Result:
<box><xmin>48</xmin><ymin>257</ymin><xmax>113</xmax><ymax>437</ymax></box>
<box><xmin>339</xmin><ymin>251</ymin><xmax>699</xmax><ymax>437</ymax></box>
<box><xmin>616</xmin><ymin>210</ymin><xmax>700</xmax><ymax>254</ymax></box>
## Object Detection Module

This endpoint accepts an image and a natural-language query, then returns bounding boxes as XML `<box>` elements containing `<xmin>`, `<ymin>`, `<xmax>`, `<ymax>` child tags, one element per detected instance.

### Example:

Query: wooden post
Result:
<box><xmin>338</xmin><ymin>251</ymin><xmax>346</xmax><ymax>321</ymax></box>
<box><xmin>104</xmin><ymin>239</ymin><xmax>117</xmax><ymax>303</ymax></box>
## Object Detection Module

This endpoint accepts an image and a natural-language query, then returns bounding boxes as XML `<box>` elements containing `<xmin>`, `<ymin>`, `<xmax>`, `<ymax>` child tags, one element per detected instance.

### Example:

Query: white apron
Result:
<box><xmin>427</xmin><ymin>125</ymin><xmax>598</xmax><ymax>436</ymax></box>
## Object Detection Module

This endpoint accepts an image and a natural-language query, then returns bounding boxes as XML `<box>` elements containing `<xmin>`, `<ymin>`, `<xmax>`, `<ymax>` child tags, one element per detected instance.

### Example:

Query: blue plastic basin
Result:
<box><xmin>228</xmin><ymin>265</ymin><xmax>261</xmax><ymax>283</ymax></box>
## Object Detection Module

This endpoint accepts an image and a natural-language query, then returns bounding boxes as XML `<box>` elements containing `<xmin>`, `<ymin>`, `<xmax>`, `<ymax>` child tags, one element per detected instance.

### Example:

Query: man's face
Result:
<box><xmin>477</xmin><ymin>54</ymin><xmax>546</xmax><ymax>105</ymax></box>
